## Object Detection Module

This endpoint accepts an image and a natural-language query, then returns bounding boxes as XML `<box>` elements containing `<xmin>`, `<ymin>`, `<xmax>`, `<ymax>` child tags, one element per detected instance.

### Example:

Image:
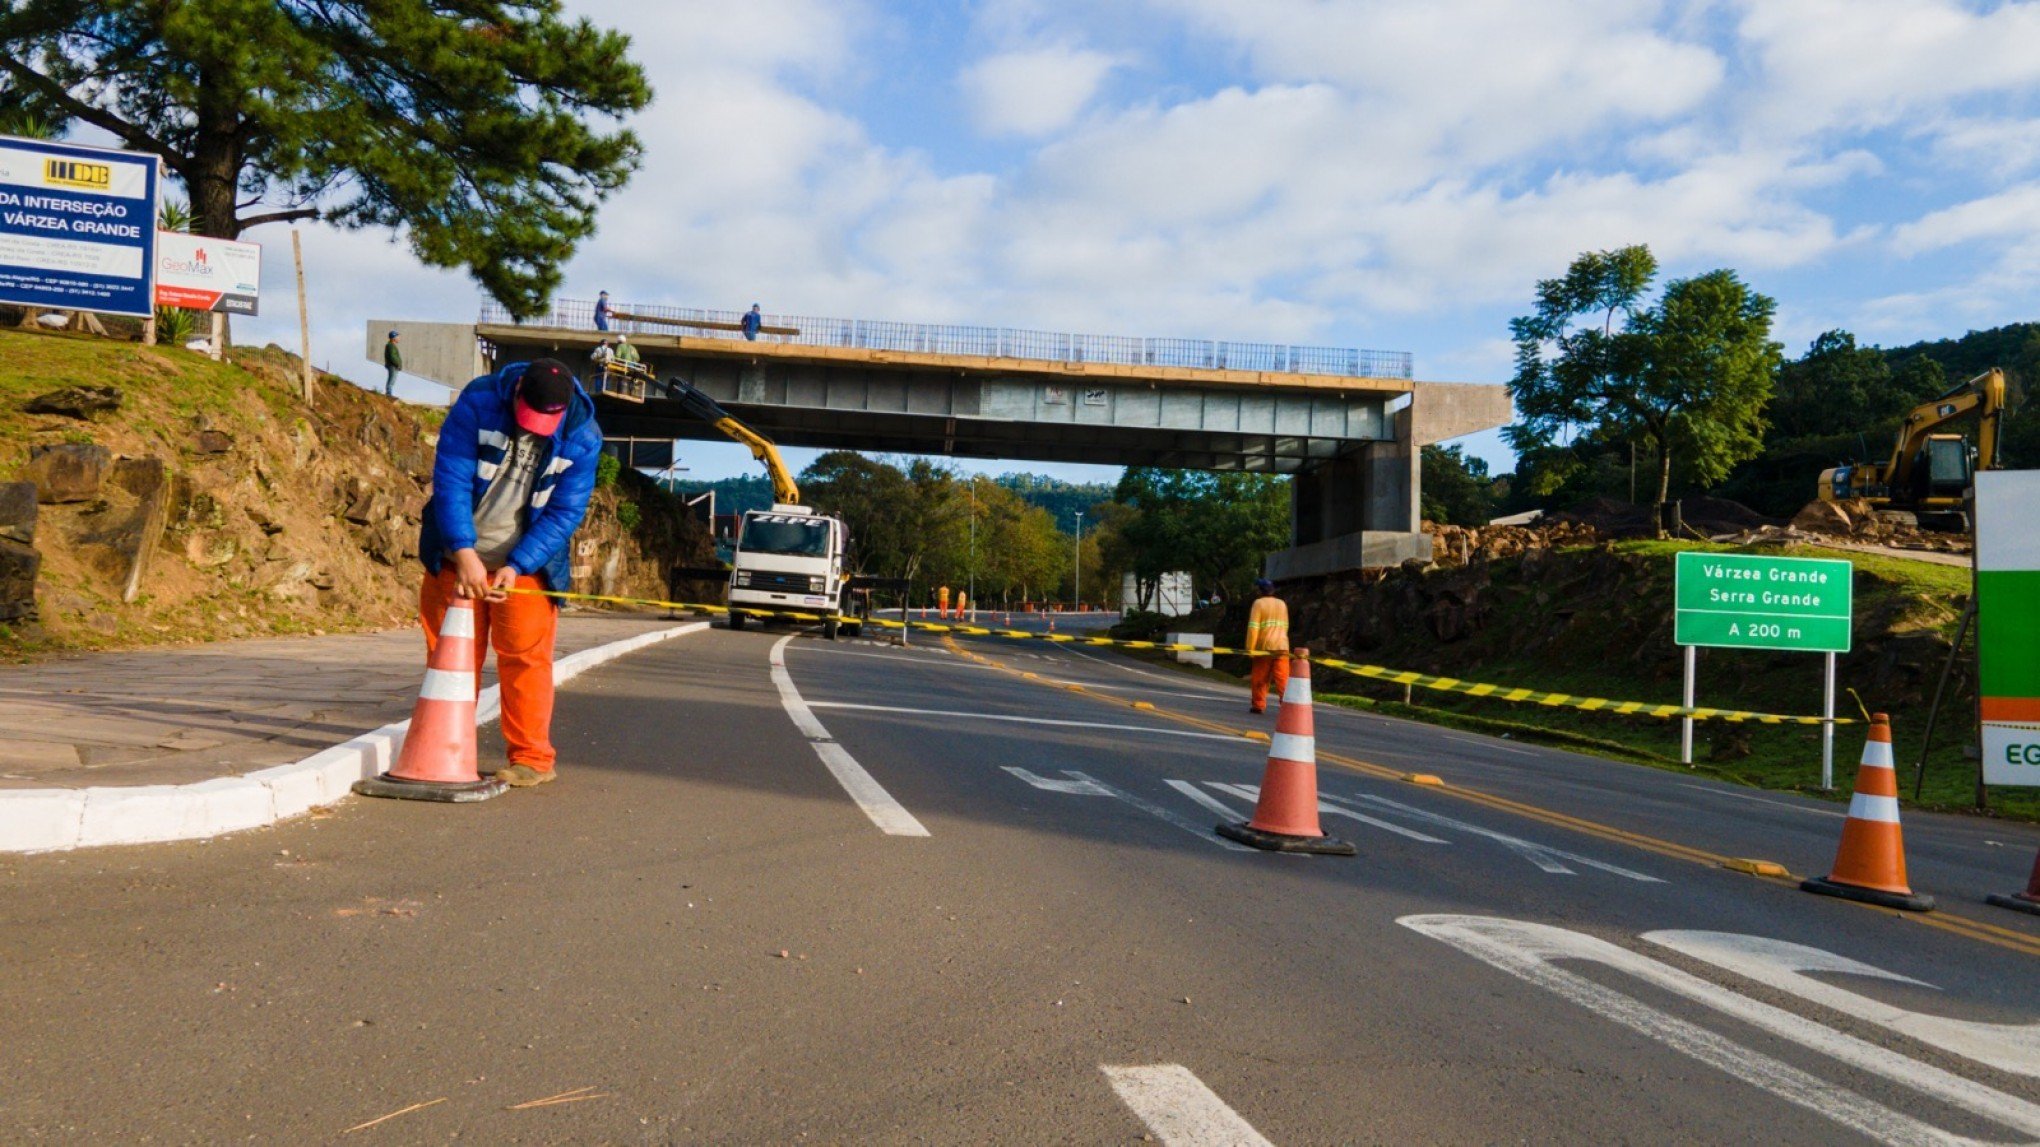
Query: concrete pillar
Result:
<box><xmin>1360</xmin><ymin>405</ymin><xmax>1419</xmax><ymax>533</ymax></box>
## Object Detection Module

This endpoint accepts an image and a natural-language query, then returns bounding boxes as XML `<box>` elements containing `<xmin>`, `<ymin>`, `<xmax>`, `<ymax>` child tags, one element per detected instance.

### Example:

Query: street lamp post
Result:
<box><xmin>1073</xmin><ymin>509</ymin><xmax>1084</xmax><ymax>610</ymax></box>
<box><xmin>968</xmin><ymin>480</ymin><xmax>977</xmax><ymax>622</ymax></box>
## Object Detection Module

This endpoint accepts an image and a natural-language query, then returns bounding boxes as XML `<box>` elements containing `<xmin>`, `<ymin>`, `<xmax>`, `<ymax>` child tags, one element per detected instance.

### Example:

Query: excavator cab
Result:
<box><xmin>1916</xmin><ymin>435</ymin><xmax>1972</xmax><ymax>502</ymax></box>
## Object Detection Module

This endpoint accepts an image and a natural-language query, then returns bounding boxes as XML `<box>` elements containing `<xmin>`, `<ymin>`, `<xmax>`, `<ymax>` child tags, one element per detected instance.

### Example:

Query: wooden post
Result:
<box><xmin>208</xmin><ymin>311</ymin><xmax>224</xmax><ymax>361</ymax></box>
<box><xmin>291</xmin><ymin>230</ymin><xmax>314</xmax><ymax>405</ymax></box>
<box><xmin>142</xmin><ymin>315</ymin><xmax>157</xmax><ymax>346</ymax></box>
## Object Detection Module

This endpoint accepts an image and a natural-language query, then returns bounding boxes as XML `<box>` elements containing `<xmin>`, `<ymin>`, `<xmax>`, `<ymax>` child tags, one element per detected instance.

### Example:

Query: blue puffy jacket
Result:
<box><xmin>417</xmin><ymin>362</ymin><xmax>604</xmax><ymax>598</ymax></box>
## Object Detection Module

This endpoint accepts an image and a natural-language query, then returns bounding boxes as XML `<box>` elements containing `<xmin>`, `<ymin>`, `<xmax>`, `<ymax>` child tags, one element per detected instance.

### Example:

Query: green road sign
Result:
<box><xmin>1675</xmin><ymin>551</ymin><xmax>1852</xmax><ymax>653</ymax></box>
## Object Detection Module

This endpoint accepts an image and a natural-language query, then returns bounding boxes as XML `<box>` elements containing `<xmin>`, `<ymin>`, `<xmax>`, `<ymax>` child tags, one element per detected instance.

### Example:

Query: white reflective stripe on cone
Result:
<box><xmin>419</xmin><ymin>667</ymin><xmax>477</xmax><ymax>703</ymax></box>
<box><xmin>1269</xmin><ymin>732</ymin><xmax>1315</xmax><ymax>763</ymax></box>
<box><xmin>1282</xmin><ymin>675</ymin><xmax>1312</xmax><ymax>706</ymax></box>
<box><xmin>1847</xmin><ymin>793</ymin><xmax>1902</xmax><ymax>824</ymax></box>
<box><xmin>1861</xmin><ymin>739</ymin><xmax>1894</xmax><ymax>768</ymax></box>
<box><xmin>439</xmin><ymin>607</ymin><xmax>477</xmax><ymax>640</ymax></box>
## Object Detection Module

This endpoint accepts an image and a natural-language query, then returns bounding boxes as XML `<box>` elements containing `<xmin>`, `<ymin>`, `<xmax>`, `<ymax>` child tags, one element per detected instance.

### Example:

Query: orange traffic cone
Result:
<box><xmin>1986</xmin><ymin>847</ymin><xmax>2040</xmax><ymax>917</ymax></box>
<box><xmin>1217</xmin><ymin>652</ymin><xmax>1355</xmax><ymax>856</ymax></box>
<box><xmin>353</xmin><ymin>598</ymin><xmax>508</xmax><ymax>803</ymax></box>
<box><xmin>1800</xmin><ymin>713</ymin><xmax>1932</xmax><ymax>911</ymax></box>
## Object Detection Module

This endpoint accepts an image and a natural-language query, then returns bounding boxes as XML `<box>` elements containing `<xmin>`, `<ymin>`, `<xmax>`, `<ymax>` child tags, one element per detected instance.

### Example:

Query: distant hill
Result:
<box><xmin>660</xmin><ymin>475</ymin><xmax>773</xmax><ymax>516</ymax></box>
<box><xmin>996</xmin><ymin>474</ymin><xmax>1116</xmax><ymax>533</ymax></box>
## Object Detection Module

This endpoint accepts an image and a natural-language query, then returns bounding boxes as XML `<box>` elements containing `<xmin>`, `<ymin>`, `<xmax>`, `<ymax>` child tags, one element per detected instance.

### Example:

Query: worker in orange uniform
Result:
<box><xmin>1245</xmin><ymin>577</ymin><xmax>1291</xmax><ymax>714</ymax></box>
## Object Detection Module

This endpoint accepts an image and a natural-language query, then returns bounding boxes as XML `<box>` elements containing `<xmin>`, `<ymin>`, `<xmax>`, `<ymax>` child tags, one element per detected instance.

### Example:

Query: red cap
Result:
<box><xmin>513</xmin><ymin>359</ymin><xmax>573</xmax><ymax>436</ymax></box>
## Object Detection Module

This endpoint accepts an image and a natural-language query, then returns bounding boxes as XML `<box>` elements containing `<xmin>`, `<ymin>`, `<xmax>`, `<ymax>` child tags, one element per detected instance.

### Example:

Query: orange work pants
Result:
<box><xmin>420</xmin><ymin>568</ymin><xmax>558</xmax><ymax>768</ymax></box>
<box><xmin>1250</xmin><ymin>652</ymin><xmax>1291</xmax><ymax>712</ymax></box>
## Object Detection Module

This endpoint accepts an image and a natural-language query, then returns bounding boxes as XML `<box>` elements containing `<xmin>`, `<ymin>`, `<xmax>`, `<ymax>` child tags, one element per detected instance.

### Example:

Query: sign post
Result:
<box><xmin>0</xmin><ymin>135</ymin><xmax>160</xmax><ymax>317</ymax></box>
<box><xmin>1675</xmin><ymin>551</ymin><xmax>1854</xmax><ymax>785</ymax></box>
<box><xmin>1977</xmin><ymin>471</ymin><xmax>2040</xmax><ymax>789</ymax></box>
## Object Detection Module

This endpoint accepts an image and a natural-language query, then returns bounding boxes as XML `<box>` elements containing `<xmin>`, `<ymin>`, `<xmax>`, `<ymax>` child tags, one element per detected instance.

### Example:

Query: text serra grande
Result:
<box><xmin>1701</xmin><ymin>562</ymin><xmax>1835</xmax><ymax>608</ymax></box>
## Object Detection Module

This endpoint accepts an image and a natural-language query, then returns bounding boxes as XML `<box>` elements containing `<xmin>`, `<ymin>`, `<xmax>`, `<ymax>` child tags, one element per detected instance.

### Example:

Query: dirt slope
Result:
<box><xmin>1</xmin><ymin>329</ymin><xmax>710</xmax><ymax>655</ymax></box>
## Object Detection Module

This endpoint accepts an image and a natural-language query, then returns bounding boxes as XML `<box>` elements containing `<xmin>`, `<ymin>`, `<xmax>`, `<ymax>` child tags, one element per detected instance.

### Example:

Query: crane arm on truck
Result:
<box><xmin>1884</xmin><ymin>368</ymin><xmax>2006</xmax><ymax>491</ymax></box>
<box><xmin>661</xmin><ymin>375</ymin><xmax>802</xmax><ymax>506</ymax></box>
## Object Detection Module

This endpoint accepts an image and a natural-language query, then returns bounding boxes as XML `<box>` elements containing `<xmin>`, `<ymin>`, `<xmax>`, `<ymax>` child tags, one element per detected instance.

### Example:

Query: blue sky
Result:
<box><xmin>233</xmin><ymin>0</ymin><xmax>2040</xmax><ymax>485</ymax></box>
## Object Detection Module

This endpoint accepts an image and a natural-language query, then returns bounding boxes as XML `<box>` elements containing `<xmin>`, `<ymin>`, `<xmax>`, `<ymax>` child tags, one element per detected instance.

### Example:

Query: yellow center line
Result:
<box><xmin>941</xmin><ymin>636</ymin><xmax>2040</xmax><ymax>961</ymax></box>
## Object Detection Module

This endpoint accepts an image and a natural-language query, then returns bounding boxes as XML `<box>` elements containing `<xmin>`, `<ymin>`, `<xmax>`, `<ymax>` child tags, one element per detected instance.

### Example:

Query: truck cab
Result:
<box><xmin>726</xmin><ymin>505</ymin><xmax>860</xmax><ymax>638</ymax></box>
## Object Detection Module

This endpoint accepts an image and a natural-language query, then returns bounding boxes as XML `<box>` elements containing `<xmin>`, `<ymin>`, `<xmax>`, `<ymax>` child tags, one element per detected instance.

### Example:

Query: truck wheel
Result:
<box><xmin>823</xmin><ymin>616</ymin><xmax>840</xmax><ymax>641</ymax></box>
<box><xmin>728</xmin><ymin>610</ymin><xmax>745</xmax><ymax>631</ymax></box>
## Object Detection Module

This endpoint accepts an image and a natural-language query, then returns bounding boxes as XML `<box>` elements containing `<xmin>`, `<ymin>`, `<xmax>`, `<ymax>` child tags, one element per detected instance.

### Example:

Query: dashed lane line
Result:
<box><xmin>1209</xmin><ymin>783</ymin><xmax>1448</xmax><ymax>844</ymax></box>
<box><xmin>804</xmin><ymin>702</ymin><xmax>1252</xmax><ymax>743</ymax></box>
<box><xmin>1678</xmin><ymin>782</ymin><xmax>1847</xmax><ymax>819</ymax></box>
<box><xmin>1101</xmin><ymin>1064</ymin><xmax>1275</xmax><ymax>1147</ymax></box>
<box><xmin>767</xmin><ymin>636</ymin><xmax>929</xmax><ymax>838</ymax></box>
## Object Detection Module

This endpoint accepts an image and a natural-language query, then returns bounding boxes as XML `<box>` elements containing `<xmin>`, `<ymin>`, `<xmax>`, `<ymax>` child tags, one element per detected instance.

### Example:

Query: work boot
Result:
<box><xmin>496</xmin><ymin>764</ymin><xmax>557</xmax><ymax>787</ymax></box>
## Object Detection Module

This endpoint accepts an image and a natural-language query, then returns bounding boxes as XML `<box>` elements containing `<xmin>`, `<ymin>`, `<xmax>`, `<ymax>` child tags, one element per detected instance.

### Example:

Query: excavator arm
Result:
<box><xmin>662</xmin><ymin>375</ymin><xmax>801</xmax><ymax>506</ymax></box>
<box><xmin>1885</xmin><ymin>368</ymin><xmax>2006</xmax><ymax>490</ymax></box>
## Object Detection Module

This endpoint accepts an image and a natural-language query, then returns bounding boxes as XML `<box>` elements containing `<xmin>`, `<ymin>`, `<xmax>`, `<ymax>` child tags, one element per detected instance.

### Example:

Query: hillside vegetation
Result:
<box><xmin>1</xmin><ymin>328</ymin><xmax>709</xmax><ymax>656</ymax></box>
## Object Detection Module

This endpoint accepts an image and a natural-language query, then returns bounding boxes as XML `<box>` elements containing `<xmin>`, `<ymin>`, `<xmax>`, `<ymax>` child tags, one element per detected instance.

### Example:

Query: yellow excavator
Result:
<box><xmin>1817</xmin><ymin>367</ymin><xmax>2008</xmax><ymax>531</ymax></box>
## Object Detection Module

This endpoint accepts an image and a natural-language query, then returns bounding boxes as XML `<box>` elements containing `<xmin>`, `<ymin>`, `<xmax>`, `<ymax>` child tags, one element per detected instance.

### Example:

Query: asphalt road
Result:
<box><xmin>3</xmin><ymin>619</ymin><xmax>2038</xmax><ymax>1143</ymax></box>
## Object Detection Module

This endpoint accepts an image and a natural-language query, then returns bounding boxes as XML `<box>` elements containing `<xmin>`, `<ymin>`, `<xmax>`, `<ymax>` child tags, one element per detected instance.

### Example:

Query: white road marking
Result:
<box><xmin>768</xmin><ymin>636</ymin><xmax>929</xmax><ymax>837</ymax></box>
<box><xmin>1335</xmin><ymin>793</ymin><xmax>1662</xmax><ymax>882</ymax></box>
<box><xmin>1003</xmin><ymin>767</ymin><xmax>1112</xmax><ymax>796</ymax></box>
<box><xmin>1677</xmin><ymin>783</ymin><xmax>1847</xmax><ymax>818</ymax></box>
<box><xmin>1166</xmin><ymin>779</ymin><xmax>1251</xmax><ymax>822</ymax></box>
<box><xmin>1211</xmin><ymin>783</ymin><xmax>1448</xmax><ymax>844</ymax></box>
<box><xmin>1645</xmin><ymin>931</ymin><xmax>2040</xmax><ymax>1080</ymax></box>
<box><xmin>805</xmin><ymin>702</ymin><xmax>1250</xmax><ymax>743</ymax></box>
<box><xmin>1005</xmin><ymin>769</ymin><xmax>1250</xmax><ymax>851</ymax></box>
<box><xmin>1063</xmin><ymin>646</ymin><xmax>1238</xmax><ymax>695</ymax></box>
<box><xmin>1101</xmin><ymin>1064</ymin><xmax>1274</xmax><ymax>1147</ymax></box>
<box><xmin>1441</xmin><ymin>732</ymin><xmax>1538</xmax><ymax>756</ymax></box>
<box><xmin>1403</xmin><ymin>915</ymin><xmax>2040</xmax><ymax>1145</ymax></box>
<box><xmin>789</xmin><ymin>646</ymin><xmax>999</xmax><ymax>670</ymax></box>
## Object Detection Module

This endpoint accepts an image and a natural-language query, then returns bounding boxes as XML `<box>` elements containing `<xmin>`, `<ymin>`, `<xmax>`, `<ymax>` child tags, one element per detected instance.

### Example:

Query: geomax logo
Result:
<box><xmin>162</xmin><ymin>248</ymin><xmax>214</xmax><ymax>276</ymax></box>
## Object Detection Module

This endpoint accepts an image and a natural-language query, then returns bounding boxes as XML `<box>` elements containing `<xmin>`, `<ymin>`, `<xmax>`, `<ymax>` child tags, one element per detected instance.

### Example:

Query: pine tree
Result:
<box><xmin>1</xmin><ymin>1</ymin><xmax>651</xmax><ymax>317</ymax></box>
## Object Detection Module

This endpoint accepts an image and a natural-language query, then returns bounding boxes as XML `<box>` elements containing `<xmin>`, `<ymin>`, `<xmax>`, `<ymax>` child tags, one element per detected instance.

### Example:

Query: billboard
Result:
<box><xmin>155</xmin><ymin>231</ymin><xmax>261</xmax><ymax>315</ymax></box>
<box><xmin>1978</xmin><ymin>470</ymin><xmax>2040</xmax><ymax>787</ymax></box>
<box><xmin>0</xmin><ymin>135</ymin><xmax>160</xmax><ymax>317</ymax></box>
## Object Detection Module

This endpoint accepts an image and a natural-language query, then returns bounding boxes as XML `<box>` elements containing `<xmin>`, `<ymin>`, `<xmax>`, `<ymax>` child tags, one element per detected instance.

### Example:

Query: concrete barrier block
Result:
<box><xmin>185</xmin><ymin>776</ymin><xmax>277</xmax><ymax>836</ymax></box>
<box><xmin>1168</xmin><ymin>632</ymin><xmax>1215</xmax><ymax>669</ymax></box>
<box><xmin>78</xmin><ymin>785</ymin><xmax>206</xmax><ymax>847</ymax></box>
<box><xmin>0</xmin><ymin>789</ymin><xmax>86</xmax><ymax>852</ymax></box>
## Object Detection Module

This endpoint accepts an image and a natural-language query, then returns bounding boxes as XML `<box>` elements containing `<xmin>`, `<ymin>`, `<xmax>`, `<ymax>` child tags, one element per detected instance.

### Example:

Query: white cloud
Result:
<box><xmin>960</xmin><ymin>46</ymin><xmax>1119</xmax><ymax>137</ymax></box>
<box><xmin>1891</xmin><ymin>185</ymin><xmax>2040</xmax><ymax>255</ymax></box>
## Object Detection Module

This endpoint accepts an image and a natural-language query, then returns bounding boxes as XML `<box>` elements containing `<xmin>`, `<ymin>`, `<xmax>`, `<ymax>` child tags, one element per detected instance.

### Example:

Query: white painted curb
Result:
<box><xmin>0</xmin><ymin>622</ymin><xmax>709</xmax><ymax>853</ymax></box>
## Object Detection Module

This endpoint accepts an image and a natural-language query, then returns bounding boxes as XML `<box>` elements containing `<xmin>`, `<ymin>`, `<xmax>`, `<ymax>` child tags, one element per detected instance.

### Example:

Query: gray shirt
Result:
<box><xmin>469</xmin><ymin>431</ymin><xmax>546</xmax><ymax>569</ymax></box>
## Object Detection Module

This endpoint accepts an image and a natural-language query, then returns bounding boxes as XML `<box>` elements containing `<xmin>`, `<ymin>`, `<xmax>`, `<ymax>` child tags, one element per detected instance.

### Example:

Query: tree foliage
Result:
<box><xmin>1508</xmin><ymin>245</ymin><xmax>1782</xmax><ymax>525</ymax></box>
<box><xmin>1112</xmin><ymin>469</ymin><xmax>1288</xmax><ymax>603</ymax></box>
<box><xmin>1420</xmin><ymin>445</ymin><xmax>1494</xmax><ymax>526</ymax></box>
<box><xmin>1</xmin><ymin>1</ymin><xmax>651</xmax><ymax>315</ymax></box>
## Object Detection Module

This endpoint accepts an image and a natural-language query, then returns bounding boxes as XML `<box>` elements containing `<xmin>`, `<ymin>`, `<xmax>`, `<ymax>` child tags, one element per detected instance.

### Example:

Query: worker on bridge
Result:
<box><xmin>1246</xmin><ymin>578</ymin><xmax>1291</xmax><ymax>715</ymax></box>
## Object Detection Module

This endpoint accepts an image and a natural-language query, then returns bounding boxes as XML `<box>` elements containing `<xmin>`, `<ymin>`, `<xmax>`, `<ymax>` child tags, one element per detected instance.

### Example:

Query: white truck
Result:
<box><xmin>724</xmin><ymin>505</ymin><xmax>861</xmax><ymax>639</ymax></box>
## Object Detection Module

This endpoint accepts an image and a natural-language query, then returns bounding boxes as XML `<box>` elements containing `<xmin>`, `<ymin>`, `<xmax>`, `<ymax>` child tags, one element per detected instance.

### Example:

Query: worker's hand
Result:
<box><xmin>452</xmin><ymin>548</ymin><xmax>491</xmax><ymax>600</ymax></box>
<box><xmin>487</xmin><ymin>564</ymin><xmax>519</xmax><ymax>602</ymax></box>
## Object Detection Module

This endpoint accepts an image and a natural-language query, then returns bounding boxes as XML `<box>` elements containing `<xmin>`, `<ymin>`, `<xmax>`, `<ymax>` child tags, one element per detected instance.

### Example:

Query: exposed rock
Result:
<box><xmin>70</xmin><ymin>457</ymin><xmax>169</xmax><ymax>603</ymax></box>
<box><xmin>189</xmin><ymin>429</ymin><xmax>234</xmax><ymax>455</ymax></box>
<box><xmin>0</xmin><ymin>536</ymin><xmax>39</xmax><ymax>622</ymax></box>
<box><xmin>23</xmin><ymin>384</ymin><xmax>122</xmax><ymax>419</ymax></box>
<box><xmin>0</xmin><ymin>481</ymin><xmax>37</xmax><ymax>544</ymax></box>
<box><xmin>22</xmin><ymin>443</ymin><xmax>112</xmax><ymax>504</ymax></box>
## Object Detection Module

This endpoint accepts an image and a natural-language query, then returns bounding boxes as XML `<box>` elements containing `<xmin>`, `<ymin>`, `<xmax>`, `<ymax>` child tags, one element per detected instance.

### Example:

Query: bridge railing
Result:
<box><xmin>479</xmin><ymin>299</ymin><xmax>1413</xmax><ymax>380</ymax></box>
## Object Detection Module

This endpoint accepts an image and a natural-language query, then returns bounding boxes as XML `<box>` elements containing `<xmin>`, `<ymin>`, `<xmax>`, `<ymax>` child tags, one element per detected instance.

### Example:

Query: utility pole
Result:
<box><xmin>291</xmin><ymin>230</ymin><xmax>315</xmax><ymax>405</ymax></box>
<box><xmin>967</xmin><ymin>479</ymin><xmax>976</xmax><ymax>622</ymax></box>
<box><xmin>1073</xmin><ymin>509</ymin><xmax>1084</xmax><ymax>609</ymax></box>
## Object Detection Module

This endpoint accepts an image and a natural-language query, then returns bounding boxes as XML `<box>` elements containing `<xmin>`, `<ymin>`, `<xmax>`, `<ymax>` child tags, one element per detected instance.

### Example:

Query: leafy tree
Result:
<box><xmin>1420</xmin><ymin>445</ymin><xmax>1494</xmax><ymax>525</ymax></box>
<box><xmin>1113</xmin><ymin>468</ymin><xmax>1288</xmax><ymax>602</ymax></box>
<box><xmin>1</xmin><ymin>2</ymin><xmax>651</xmax><ymax>315</ymax></box>
<box><xmin>1508</xmin><ymin>246</ymin><xmax>1781</xmax><ymax>530</ymax></box>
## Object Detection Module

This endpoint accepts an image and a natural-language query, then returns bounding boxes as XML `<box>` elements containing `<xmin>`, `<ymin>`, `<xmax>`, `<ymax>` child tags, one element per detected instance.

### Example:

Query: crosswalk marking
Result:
<box><xmin>1101</xmin><ymin>1064</ymin><xmax>1274</xmax><ymax>1146</ymax></box>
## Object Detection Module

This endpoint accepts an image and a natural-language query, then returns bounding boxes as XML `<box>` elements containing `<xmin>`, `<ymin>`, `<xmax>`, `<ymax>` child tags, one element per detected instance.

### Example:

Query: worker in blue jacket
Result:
<box><xmin>416</xmin><ymin>359</ymin><xmax>604</xmax><ymax>786</ymax></box>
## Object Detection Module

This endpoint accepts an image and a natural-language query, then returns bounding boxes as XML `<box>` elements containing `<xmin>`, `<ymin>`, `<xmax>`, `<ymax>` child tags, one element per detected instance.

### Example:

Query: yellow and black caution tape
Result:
<box><xmin>501</xmin><ymin>586</ymin><xmax>1850</xmax><ymax>726</ymax></box>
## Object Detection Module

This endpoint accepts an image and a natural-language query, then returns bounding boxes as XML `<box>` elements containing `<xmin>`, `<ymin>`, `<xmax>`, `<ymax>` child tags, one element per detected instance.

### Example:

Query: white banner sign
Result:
<box><xmin>154</xmin><ymin>231</ymin><xmax>261</xmax><ymax>315</ymax></box>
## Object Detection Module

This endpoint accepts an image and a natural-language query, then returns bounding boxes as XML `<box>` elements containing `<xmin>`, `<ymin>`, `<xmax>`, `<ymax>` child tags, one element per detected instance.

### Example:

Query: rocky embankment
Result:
<box><xmin>0</xmin><ymin>331</ymin><xmax>711</xmax><ymax>652</ymax></box>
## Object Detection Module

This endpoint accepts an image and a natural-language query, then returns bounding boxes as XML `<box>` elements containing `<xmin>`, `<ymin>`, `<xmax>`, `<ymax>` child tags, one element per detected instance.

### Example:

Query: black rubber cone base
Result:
<box><xmin>1800</xmin><ymin>875</ymin><xmax>1935</xmax><ymax>913</ymax></box>
<box><xmin>1217</xmin><ymin>820</ymin><xmax>1357</xmax><ymax>856</ymax></box>
<box><xmin>352</xmin><ymin>773</ymin><xmax>509</xmax><ymax>803</ymax></box>
<box><xmin>1986</xmin><ymin>892</ymin><xmax>2040</xmax><ymax>917</ymax></box>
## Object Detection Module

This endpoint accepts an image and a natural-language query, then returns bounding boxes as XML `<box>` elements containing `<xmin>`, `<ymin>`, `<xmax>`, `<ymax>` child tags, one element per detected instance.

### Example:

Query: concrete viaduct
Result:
<box><xmin>367</xmin><ymin>300</ymin><xmax>1509</xmax><ymax>579</ymax></box>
